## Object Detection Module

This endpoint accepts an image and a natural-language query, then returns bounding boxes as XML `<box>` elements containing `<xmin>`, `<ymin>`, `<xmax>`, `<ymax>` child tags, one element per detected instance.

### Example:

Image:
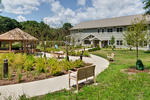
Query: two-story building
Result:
<box><xmin>70</xmin><ymin>14</ymin><xmax>150</xmax><ymax>48</ymax></box>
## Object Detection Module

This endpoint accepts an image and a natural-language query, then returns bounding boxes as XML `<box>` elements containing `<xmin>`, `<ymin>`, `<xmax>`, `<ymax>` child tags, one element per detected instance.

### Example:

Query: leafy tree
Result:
<box><xmin>110</xmin><ymin>35</ymin><xmax>115</xmax><ymax>50</ymax></box>
<box><xmin>0</xmin><ymin>16</ymin><xmax>22</xmax><ymax>33</ymax></box>
<box><xmin>143</xmin><ymin>0</ymin><xmax>150</xmax><ymax>14</ymax></box>
<box><xmin>124</xmin><ymin>17</ymin><xmax>149</xmax><ymax>60</ymax></box>
<box><xmin>63</xmin><ymin>23</ymin><xmax>73</xmax><ymax>30</ymax></box>
<box><xmin>124</xmin><ymin>31</ymin><xmax>134</xmax><ymax>50</ymax></box>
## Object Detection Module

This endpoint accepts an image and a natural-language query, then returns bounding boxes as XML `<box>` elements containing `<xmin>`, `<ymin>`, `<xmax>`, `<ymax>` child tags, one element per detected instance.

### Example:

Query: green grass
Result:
<box><xmin>20</xmin><ymin>49</ymin><xmax>150</xmax><ymax>100</ymax></box>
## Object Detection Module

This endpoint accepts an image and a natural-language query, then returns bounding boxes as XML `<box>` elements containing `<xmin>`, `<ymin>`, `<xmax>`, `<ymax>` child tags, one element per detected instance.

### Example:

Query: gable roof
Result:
<box><xmin>71</xmin><ymin>14</ymin><xmax>150</xmax><ymax>30</ymax></box>
<box><xmin>0</xmin><ymin>28</ymin><xmax>38</xmax><ymax>41</ymax></box>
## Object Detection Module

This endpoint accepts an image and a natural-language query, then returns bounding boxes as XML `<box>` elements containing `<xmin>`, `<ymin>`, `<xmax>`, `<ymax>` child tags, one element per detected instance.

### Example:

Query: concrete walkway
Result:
<box><xmin>0</xmin><ymin>54</ymin><xmax>109</xmax><ymax>100</ymax></box>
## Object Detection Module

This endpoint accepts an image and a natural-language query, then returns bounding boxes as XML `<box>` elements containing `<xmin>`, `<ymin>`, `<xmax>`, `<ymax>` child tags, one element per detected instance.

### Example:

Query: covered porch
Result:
<box><xmin>82</xmin><ymin>35</ymin><xmax>101</xmax><ymax>47</ymax></box>
<box><xmin>0</xmin><ymin>28</ymin><xmax>38</xmax><ymax>53</ymax></box>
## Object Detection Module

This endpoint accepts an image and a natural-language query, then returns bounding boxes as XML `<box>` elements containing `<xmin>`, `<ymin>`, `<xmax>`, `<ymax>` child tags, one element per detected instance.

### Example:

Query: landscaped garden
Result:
<box><xmin>20</xmin><ymin>49</ymin><xmax>150</xmax><ymax>100</ymax></box>
<box><xmin>0</xmin><ymin>53</ymin><xmax>91</xmax><ymax>85</ymax></box>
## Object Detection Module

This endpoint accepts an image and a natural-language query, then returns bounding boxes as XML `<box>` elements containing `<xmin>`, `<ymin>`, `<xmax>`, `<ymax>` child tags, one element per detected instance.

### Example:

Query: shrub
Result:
<box><xmin>17</xmin><ymin>68</ymin><xmax>22</xmax><ymax>83</ymax></box>
<box><xmin>88</xmin><ymin>47</ymin><xmax>101</xmax><ymax>52</ymax></box>
<box><xmin>83</xmin><ymin>51</ymin><xmax>90</xmax><ymax>57</ymax></box>
<box><xmin>73</xmin><ymin>60</ymin><xmax>84</xmax><ymax>68</ymax></box>
<box><xmin>47</xmin><ymin>58</ymin><xmax>62</xmax><ymax>76</ymax></box>
<box><xmin>24</xmin><ymin>55</ymin><xmax>35</xmax><ymax>71</ymax></box>
<box><xmin>35</xmin><ymin>57</ymin><xmax>47</xmax><ymax>73</ymax></box>
<box><xmin>61</xmin><ymin>60</ymin><xmax>74</xmax><ymax>71</ymax></box>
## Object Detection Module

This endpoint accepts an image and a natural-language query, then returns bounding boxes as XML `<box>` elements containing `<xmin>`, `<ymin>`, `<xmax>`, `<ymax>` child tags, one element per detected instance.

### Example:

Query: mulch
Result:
<box><xmin>127</xmin><ymin>67</ymin><xmax>150</xmax><ymax>73</ymax></box>
<box><xmin>0</xmin><ymin>63</ymin><xmax>92</xmax><ymax>86</ymax></box>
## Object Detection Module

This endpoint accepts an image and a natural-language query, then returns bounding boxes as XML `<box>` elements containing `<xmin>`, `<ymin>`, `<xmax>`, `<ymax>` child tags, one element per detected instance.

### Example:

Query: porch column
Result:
<box><xmin>82</xmin><ymin>40</ymin><xmax>84</xmax><ymax>46</ymax></box>
<box><xmin>24</xmin><ymin>41</ymin><xmax>26</xmax><ymax>53</ymax></box>
<box><xmin>99</xmin><ymin>41</ymin><xmax>102</xmax><ymax>48</ymax></box>
<box><xmin>9</xmin><ymin>41</ymin><xmax>12</xmax><ymax>52</ymax></box>
<box><xmin>0</xmin><ymin>41</ymin><xmax>1</xmax><ymax>47</ymax></box>
<box><xmin>91</xmin><ymin>40</ymin><xmax>93</xmax><ymax>46</ymax></box>
<box><xmin>33</xmin><ymin>41</ymin><xmax>36</xmax><ymax>54</ymax></box>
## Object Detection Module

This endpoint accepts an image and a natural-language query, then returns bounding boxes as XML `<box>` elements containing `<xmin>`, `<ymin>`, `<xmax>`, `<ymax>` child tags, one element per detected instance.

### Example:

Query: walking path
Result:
<box><xmin>0</xmin><ymin>54</ymin><xmax>109</xmax><ymax>100</ymax></box>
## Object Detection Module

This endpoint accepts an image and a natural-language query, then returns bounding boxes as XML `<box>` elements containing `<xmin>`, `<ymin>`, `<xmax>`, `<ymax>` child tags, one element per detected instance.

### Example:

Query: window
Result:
<box><xmin>109</xmin><ymin>40</ymin><xmax>111</xmax><ymax>45</ymax></box>
<box><xmin>78</xmin><ymin>39</ymin><xmax>80</xmax><ymax>42</ymax></box>
<box><xmin>98</xmin><ymin>29</ymin><xmax>100</xmax><ymax>33</ymax></box>
<box><xmin>79</xmin><ymin>30</ymin><xmax>83</xmax><ymax>32</ymax></box>
<box><xmin>107</xmin><ymin>28</ymin><xmax>113</xmax><ymax>32</ymax></box>
<box><xmin>144</xmin><ymin>41</ymin><xmax>147</xmax><ymax>46</ymax></box>
<box><xmin>117</xmin><ymin>28</ymin><xmax>123</xmax><ymax>32</ymax></box>
<box><xmin>117</xmin><ymin>40</ymin><xmax>123</xmax><ymax>45</ymax></box>
<box><xmin>102</xmin><ymin>29</ymin><xmax>105</xmax><ymax>33</ymax></box>
<box><xmin>84</xmin><ymin>40</ymin><xmax>91</xmax><ymax>44</ymax></box>
<box><xmin>117</xmin><ymin>40</ymin><xmax>120</xmax><ymax>45</ymax></box>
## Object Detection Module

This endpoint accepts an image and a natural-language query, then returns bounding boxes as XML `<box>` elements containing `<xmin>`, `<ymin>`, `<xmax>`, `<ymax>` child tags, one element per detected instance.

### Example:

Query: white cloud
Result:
<box><xmin>16</xmin><ymin>15</ymin><xmax>27</xmax><ymax>22</ymax></box>
<box><xmin>44</xmin><ymin>0</ymin><xmax>144</xmax><ymax>28</ymax></box>
<box><xmin>77</xmin><ymin>0</ymin><xmax>86</xmax><ymax>6</ymax></box>
<box><xmin>2</xmin><ymin>0</ymin><xmax>40</xmax><ymax>14</ymax></box>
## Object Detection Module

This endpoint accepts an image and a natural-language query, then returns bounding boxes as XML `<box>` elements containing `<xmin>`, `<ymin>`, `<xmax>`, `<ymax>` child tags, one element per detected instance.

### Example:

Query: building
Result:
<box><xmin>70</xmin><ymin>14</ymin><xmax>150</xmax><ymax>48</ymax></box>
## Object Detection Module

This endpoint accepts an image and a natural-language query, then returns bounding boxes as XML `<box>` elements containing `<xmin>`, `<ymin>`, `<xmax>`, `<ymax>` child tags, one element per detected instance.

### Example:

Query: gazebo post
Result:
<box><xmin>24</xmin><ymin>41</ymin><xmax>26</xmax><ymax>53</ymax></box>
<box><xmin>34</xmin><ymin>41</ymin><xmax>36</xmax><ymax>54</ymax></box>
<box><xmin>9</xmin><ymin>41</ymin><xmax>12</xmax><ymax>53</ymax></box>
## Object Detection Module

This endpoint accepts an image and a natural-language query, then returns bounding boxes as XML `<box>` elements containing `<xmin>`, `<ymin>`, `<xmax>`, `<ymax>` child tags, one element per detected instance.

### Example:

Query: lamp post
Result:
<box><xmin>64</xmin><ymin>41</ymin><xmax>69</xmax><ymax>61</ymax></box>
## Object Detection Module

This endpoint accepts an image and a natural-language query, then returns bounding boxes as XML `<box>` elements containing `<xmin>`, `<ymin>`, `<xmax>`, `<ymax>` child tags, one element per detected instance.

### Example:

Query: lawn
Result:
<box><xmin>20</xmin><ymin>49</ymin><xmax>150</xmax><ymax>100</ymax></box>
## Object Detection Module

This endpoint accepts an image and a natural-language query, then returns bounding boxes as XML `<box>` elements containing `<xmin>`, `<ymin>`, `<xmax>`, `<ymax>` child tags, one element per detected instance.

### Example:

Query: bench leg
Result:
<box><xmin>93</xmin><ymin>75</ymin><xmax>96</xmax><ymax>84</ymax></box>
<box><xmin>76</xmin><ymin>80</ymin><xmax>79</xmax><ymax>92</ymax></box>
<box><xmin>69</xmin><ymin>78</ymin><xmax>71</xmax><ymax>89</ymax></box>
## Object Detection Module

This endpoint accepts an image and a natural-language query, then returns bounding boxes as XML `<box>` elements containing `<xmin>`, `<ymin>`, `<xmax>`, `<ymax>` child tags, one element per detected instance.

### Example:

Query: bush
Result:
<box><xmin>69</xmin><ymin>50</ymin><xmax>90</xmax><ymax>57</ymax></box>
<box><xmin>24</xmin><ymin>55</ymin><xmax>35</xmax><ymax>71</ymax></box>
<box><xmin>88</xmin><ymin>47</ymin><xmax>101</xmax><ymax>52</ymax></box>
<box><xmin>83</xmin><ymin>51</ymin><xmax>90</xmax><ymax>57</ymax></box>
<box><xmin>47</xmin><ymin>58</ymin><xmax>62</xmax><ymax>76</ymax></box>
<box><xmin>35</xmin><ymin>57</ymin><xmax>47</xmax><ymax>73</ymax></box>
<box><xmin>61</xmin><ymin>60</ymin><xmax>74</xmax><ymax>71</ymax></box>
<box><xmin>73</xmin><ymin>60</ymin><xmax>84</xmax><ymax>68</ymax></box>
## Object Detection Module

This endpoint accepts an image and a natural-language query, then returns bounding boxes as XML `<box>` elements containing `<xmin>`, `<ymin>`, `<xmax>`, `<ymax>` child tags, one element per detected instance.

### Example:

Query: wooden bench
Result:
<box><xmin>53</xmin><ymin>51</ymin><xmax>65</xmax><ymax>59</ymax></box>
<box><xmin>69</xmin><ymin>65</ymin><xmax>96</xmax><ymax>92</ymax></box>
<box><xmin>107</xmin><ymin>53</ymin><xmax>115</xmax><ymax>61</ymax></box>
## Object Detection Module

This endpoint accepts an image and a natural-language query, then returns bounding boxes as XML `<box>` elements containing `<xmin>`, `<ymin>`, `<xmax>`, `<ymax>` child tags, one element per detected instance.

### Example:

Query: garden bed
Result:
<box><xmin>0</xmin><ymin>53</ymin><xmax>92</xmax><ymax>86</ymax></box>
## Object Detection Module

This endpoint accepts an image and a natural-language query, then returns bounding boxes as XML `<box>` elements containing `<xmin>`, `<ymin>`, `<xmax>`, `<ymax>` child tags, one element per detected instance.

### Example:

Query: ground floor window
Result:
<box><xmin>84</xmin><ymin>40</ymin><xmax>91</xmax><ymax>44</ymax></box>
<box><xmin>117</xmin><ymin>40</ymin><xmax>123</xmax><ymax>45</ymax></box>
<box><xmin>108</xmin><ymin>40</ymin><xmax>111</xmax><ymax>45</ymax></box>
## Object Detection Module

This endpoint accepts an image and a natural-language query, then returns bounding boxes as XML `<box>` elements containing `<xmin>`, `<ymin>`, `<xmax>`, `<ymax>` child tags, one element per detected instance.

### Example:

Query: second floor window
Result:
<box><xmin>117</xmin><ymin>28</ymin><xmax>123</xmax><ymax>32</ymax></box>
<box><xmin>107</xmin><ymin>28</ymin><xmax>113</xmax><ymax>32</ymax></box>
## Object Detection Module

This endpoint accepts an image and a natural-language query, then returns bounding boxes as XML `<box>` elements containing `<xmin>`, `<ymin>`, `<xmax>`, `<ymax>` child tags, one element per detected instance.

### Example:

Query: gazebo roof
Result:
<box><xmin>0</xmin><ymin>28</ymin><xmax>38</xmax><ymax>41</ymax></box>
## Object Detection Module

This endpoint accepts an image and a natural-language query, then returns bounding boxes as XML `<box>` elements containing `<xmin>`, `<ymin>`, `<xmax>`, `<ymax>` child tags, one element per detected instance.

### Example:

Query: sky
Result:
<box><xmin>0</xmin><ymin>0</ymin><xmax>145</xmax><ymax>28</ymax></box>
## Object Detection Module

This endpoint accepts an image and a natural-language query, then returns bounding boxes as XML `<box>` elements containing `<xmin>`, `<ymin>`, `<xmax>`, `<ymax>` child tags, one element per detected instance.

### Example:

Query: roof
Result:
<box><xmin>0</xmin><ymin>28</ymin><xmax>38</xmax><ymax>41</ymax></box>
<box><xmin>71</xmin><ymin>14</ymin><xmax>150</xmax><ymax>30</ymax></box>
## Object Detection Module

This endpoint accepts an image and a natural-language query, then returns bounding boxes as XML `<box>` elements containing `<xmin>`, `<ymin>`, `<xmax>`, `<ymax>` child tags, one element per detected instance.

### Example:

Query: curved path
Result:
<box><xmin>0</xmin><ymin>54</ymin><xmax>109</xmax><ymax>100</ymax></box>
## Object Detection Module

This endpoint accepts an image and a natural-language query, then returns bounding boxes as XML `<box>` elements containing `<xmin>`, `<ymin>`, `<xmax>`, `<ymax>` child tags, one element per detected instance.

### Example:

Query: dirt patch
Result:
<box><xmin>121</xmin><ymin>67</ymin><xmax>150</xmax><ymax>75</ymax></box>
<box><xmin>127</xmin><ymin>67</ymin><xmax>150</xmax><ymax>73</ymax></box>
<box><xmin>0</xmin><ymin>63</ymin><xmax>92</xmax><ymax>86</ymax></box>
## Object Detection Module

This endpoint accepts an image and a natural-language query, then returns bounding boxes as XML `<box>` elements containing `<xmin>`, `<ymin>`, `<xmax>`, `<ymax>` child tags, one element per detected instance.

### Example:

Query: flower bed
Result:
<box><xmin>0</xmin><ymin>53</ymin><xmax>92</xmax><ymax>86</ymax></box>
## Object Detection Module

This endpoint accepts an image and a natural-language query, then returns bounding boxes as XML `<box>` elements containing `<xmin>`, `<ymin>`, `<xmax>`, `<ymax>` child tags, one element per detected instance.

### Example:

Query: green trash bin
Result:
<box><xmin>136</xmin><ymin>59</ymin><xmax>144</xmax><ymax>70</ymax></box>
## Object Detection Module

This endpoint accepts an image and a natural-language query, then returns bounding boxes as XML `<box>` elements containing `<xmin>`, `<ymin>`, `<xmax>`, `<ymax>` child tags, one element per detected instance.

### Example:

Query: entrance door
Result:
<box><xmin>102</xmin><ymin>40</ymin><xmax>108</xmax><ymax>48</ymax></box>
<box><xmin>93</xmin><ymin>40</ymin><xmax>99</xmax><ymax>47</ymax></box>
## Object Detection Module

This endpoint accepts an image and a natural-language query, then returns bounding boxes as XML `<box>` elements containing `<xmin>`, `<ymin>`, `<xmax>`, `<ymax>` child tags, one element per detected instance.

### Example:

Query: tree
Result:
<box><xmin>110</xmin><ymin>35</ymin><xmax>115</xmax><ymax>50</ymax></box>
<box><xmin>124</xmin><ymin>31</ymin><xmax>134</xmax><ymax>50</ymax></box>
<box><xmin>124</xmin><ymin>17</ymin><xmax>149</xmax><ymax>62</ymax></box>
<box><xmin>63</xmin><ymin>23</ymin><xmax>73</xmax><ymax>30</ymax></box>
<box><xmin>143</xmin><ymin>0</ymin><xmax>150</xmax><ymax>14</ymax></box>
<box><xmin>0</xmin><ymin>0</ymin><xmax>4</xmax><ymax>13</ymax></box>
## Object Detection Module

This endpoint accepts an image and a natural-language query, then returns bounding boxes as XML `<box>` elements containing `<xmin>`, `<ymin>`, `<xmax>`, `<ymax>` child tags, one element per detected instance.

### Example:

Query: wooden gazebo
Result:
<box><xmin>0</xmin><ymin>28</ymin><xmax>38</xmax><ymax>53</ymax></box>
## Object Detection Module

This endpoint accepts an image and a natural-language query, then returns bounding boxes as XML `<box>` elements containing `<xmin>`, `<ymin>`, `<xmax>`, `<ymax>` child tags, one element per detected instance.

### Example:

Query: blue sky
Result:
<box><xmin>0</xmin><ymin>0</ymin><xmax>145</xmax><ymax>27</ymax></box>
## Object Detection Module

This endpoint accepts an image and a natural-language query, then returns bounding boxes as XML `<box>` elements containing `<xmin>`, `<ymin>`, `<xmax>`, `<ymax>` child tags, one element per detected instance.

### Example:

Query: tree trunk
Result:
<box><xmin>136</xmin><ymin>45</ymin><xmax>138</xmax><ymax>60</ymax></box>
